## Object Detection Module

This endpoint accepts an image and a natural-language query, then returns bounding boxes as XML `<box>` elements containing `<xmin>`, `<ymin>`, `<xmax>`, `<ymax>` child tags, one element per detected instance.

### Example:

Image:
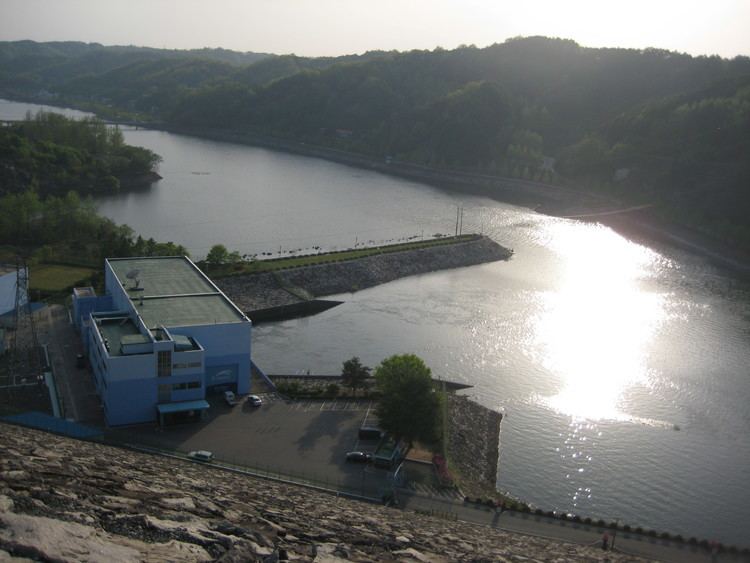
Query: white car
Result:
<box><xmin>247</xmin><ymin>394</ymin><xmax>262</xmax><ymax>407</ymax></box>
<box><xmin>187</xmin><ymin>450</ymin><xmax>214</xmax><ymax>462</ymax></box>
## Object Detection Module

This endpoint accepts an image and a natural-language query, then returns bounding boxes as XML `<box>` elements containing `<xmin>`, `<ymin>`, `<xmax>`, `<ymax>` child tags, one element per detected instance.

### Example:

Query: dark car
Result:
<box><xmin>345</xmin><ymin>451</ymin><xmax>372</xmax><ymax>463</ymax></box>
<box><xmin>75</xmin><ymin>354</ymin><xmax>86</xmax><ymax>369</ymax></box>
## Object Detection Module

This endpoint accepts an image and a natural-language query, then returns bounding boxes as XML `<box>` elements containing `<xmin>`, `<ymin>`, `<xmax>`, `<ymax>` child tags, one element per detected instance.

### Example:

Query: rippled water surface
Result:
<box><xmin>3</xmin><ymin>99</ymin><xmax>749</xmax><ymax>545</ymax></box>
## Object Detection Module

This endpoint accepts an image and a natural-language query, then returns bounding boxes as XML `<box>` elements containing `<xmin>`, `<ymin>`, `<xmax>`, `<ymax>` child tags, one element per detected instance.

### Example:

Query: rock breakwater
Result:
<box><xmin>218</xmin><ymin>236</ymin><xmax>512</xmax><ymax>315</ymax></box>
<box><xmin>0</xmin><ymin>423</ymin><xmax>644</xmax><ymax>562</ymax></box>
<box><xmin>447</xmin><ymin>394</ymin><xmax>502</xmax><ymax>499</ymax></box>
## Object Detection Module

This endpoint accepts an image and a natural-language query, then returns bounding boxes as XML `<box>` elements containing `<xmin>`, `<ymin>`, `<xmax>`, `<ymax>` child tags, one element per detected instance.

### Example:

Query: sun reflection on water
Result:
<box><xmin>535</xmin><ymin>220</ymin><xmax>667</xmax><ymax>421</ymax></box>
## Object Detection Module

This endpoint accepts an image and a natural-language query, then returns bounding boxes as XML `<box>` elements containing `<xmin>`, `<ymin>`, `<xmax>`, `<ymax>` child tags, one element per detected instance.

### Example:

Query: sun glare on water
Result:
<box><xmin>534</xmin><ymin>220</ymin><xmax>667</xmax><ymax>421</ymax></box>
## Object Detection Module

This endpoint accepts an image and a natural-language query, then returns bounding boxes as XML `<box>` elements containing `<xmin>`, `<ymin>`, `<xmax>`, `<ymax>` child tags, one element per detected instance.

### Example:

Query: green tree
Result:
<box><xmin>205</xmin><ymin>244</ymin><xmax>229</xmax><ymax>266</ymax></box>
<box><xmin>341</xmin><ymin>356</ymin><xmax>371</xmax><ymax>397</ymax></box>
<box><xmin>374</xmin><ymin>354</ymin><xmax>441</xmax><ymax>445</ymax></box>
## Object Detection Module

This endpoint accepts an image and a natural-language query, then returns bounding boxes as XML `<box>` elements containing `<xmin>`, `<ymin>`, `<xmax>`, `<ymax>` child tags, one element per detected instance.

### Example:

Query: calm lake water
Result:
<box><xmin>4</xmin><ymin>99</ymin><xmax>750</xmax><ymax>545</ymax></box>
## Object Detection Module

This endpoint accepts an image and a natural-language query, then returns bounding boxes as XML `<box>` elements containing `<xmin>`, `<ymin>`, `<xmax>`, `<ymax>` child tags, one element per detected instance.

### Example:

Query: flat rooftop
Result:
<box><xmin>107</xmin><ymin>257</ymin><xmax>246</xmax><ymax>329</ymax></box>
<box><xmin>95</xmin><ymin>316</ymin><xmax>143</xmax><ymax>357</ymax></box>
<box><xmin>109</xmin><ymin>257</ymin><xmax>215</xmax><ymax>298</ymax></box>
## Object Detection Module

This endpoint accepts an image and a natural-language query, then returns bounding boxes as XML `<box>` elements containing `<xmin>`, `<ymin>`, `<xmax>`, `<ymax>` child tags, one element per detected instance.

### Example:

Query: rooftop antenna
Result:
<box><xmin>125</xmin><ymin>269</ymin><xmax>142</xmax><ymax>290</ymax></box>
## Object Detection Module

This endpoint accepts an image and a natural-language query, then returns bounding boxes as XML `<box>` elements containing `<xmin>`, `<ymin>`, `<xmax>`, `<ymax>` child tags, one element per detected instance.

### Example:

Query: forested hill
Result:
<box><xmin>0</xmin><ymin>112</ymin><xmax>161</xmax><ymax>196</ymax></box>
<box><xmin>2</xmin><ymin>37</ymin><xmax>749</xmax><ymax>245</ymax></box>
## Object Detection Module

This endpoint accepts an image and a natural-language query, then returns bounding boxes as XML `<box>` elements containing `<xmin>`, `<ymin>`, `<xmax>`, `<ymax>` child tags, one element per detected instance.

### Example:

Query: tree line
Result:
<box><xmin>3</xmin><ymin>37</ymin><xmax>748</xmax><ymax>246</ymax></box>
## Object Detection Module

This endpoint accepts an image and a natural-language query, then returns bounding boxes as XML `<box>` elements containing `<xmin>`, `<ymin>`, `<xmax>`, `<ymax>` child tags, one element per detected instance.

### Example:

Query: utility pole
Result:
<box><xmin>455</xmin><ymin>206</ymin><xmax>460</xmax><ymax>237</ymax></box>
<box><xmin>459</xmin><ymin>206</ymin><xmax>464</xmax><ymax>235</ymax></box>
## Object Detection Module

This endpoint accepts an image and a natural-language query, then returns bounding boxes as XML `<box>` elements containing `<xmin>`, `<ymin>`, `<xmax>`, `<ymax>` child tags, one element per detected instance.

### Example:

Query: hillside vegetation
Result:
<box><xmin>0</xmin><ymin>112</ymin><xmax>160</xmax><ymax>196</ymax></box>
<box><xmin>2</xmin><ymin>37</ymin><xmax>749</xmax><ymax>245</ymax></box>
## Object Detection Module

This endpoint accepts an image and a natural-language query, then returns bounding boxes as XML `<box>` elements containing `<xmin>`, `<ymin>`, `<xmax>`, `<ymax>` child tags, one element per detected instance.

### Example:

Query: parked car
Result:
<box><xmin>224</xmin><ymin>390</ymin><xmax>238</xmax><ymax>406</ymax></box>
<box><xmin>345</xmin><ymin>451</ymin><xmax>372</xmax><ymax>463</ymax></box>
<box><xmin>247</xmin><ymin>394</ymin><xmax>262</xmax><ymax>407</ymax></box>
<box><xmin>75</xmin><ymin>354</ymin><xmax>86</xmax><ymax>369</ymax></box>
<box><xmin>187</xmin><ymin>450</ymin><xmax>214</xmax><ymax>462</ymax></box>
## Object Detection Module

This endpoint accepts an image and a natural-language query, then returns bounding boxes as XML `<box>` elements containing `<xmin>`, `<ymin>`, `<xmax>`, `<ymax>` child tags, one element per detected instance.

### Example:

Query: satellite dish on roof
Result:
<box><xmin>125</xmin><ymin>269</ymin><xmax>141</xmax><ymax>289</ymax></box>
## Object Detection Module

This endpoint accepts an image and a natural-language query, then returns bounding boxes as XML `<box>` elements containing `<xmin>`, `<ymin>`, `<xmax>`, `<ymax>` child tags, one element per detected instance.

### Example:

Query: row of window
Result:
<box><xmin>172</xmin><ymin>381</ymin><xmax>201</xmax><ymax>391</ymax></box>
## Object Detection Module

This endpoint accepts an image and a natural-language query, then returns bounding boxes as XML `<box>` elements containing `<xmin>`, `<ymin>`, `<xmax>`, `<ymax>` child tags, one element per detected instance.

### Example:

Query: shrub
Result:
<box><xmin>674</xmin><ymin>535</ymin><xmax>683</xmax><ymax>543</ymax></box>
<box><xmin>548</xmin><ymin>511</ymin><xmax>556</xmax><ymax>518</ymax></box>
<box><xmin>660</xmin><ymin>532</ymin><xmax>671</xmax><ymax>540</ymax></box>
<box><xmin>648</xmin><ymin>529</ymin><xmax>658</xmax><ymax>537</ymax></box>
<box><xmin>325</xmin><ymin>383</ymin><xmax>340</xmax><ymax>397</ymax></box>
<box><xmin>584</xmin><ymin>517</ymin><xmax>592</xmax><ymax>524</ymax></box>
<box><xmin>572</xmin><ymin>515</ymin><xmax>581</xmax><ymax>522</ymax></box>
<box><xmin>635</xmin><ymin>527</ymin><xmax>643</xmax><ymax>534</ymax></box>
<box><xmin>597</xmin><ymin>519</ymin><xmax>606</xmax><ymax>527</ymax></box>
<box><xmin>535</xmin><ymin>508</ymin><xmax>544</xmax><ymax>516</ymax></box>
<box><xmin>623</xmin><ymin>524</ymin><xmax>631</xmax><ymax>532</ymax></box>
<box><xmin>608</xmin><ymin>521</ymin><xmax>618</xmax><ymax>529</ymax></box>
<box><xmin>688</xmin><ymin>537</ymin><xmax>698</xmax><ymax>545</ymax></box>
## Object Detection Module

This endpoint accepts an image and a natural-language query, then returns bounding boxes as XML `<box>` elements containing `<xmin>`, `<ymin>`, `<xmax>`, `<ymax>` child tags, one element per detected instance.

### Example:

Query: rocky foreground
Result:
<box><xmin>0</xmin><ymin>423</ymin><xmax>648</xmax><ymax>562</ymax></box>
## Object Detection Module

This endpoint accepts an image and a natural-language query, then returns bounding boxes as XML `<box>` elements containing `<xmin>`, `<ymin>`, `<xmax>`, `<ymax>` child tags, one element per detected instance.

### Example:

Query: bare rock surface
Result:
<box><xmin>448</xmin><ymin>394</ymin><xmax>503</xmax><ymax>498</ymax></box>
<box><xmin>0</xmin><ymin>423</ymin><xmax>648</xmax><ymax>562</ymax></box>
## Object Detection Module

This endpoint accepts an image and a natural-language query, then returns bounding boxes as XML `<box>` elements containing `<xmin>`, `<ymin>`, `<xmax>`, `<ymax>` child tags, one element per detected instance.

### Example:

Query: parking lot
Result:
<box><xmin>109</xmin><ymin>394</ymin><xmax>392</xmax><ymax>497</ymax></box>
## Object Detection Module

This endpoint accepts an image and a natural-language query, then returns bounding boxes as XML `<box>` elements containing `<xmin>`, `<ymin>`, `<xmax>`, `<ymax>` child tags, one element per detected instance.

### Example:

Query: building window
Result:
<box><xmin>172</xmin><ymin>381</ymin><xmax>201</xmax><ymax>391</ymax></box>
<box><xmin>157</xmin><ymin>351</ymin><xmax>172</xmax><ymax>377</ymax></box>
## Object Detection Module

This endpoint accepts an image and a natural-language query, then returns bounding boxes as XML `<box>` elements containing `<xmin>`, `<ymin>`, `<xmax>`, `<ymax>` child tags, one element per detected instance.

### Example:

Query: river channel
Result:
<box><xmin>3</xmin><ymin>99</ymin><xmax>749</xmax><ymax>545</ymax></box>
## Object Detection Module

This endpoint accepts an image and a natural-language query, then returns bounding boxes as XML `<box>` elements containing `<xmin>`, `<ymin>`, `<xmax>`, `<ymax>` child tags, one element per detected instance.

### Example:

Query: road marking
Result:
<box><xmin>320</xmin><ymin>400</ymin><xmax>327</xmax><ymax>411</ymax></box>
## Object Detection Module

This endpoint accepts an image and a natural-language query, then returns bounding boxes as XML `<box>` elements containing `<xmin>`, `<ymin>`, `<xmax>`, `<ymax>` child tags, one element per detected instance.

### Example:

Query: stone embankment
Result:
<box><xmin>0</xmin><ymin>423</ymin><xmax>645</xmax><ymax>562</ymax></box>
<box><xmin>218</xmin><ymin>236</ymin><xmax>512</xmax><ymax>315</ymax></box>
<box><xmin>447</xmin><ymin>394</ymin><xmax>503</xmax><ymax>499</ymax></box>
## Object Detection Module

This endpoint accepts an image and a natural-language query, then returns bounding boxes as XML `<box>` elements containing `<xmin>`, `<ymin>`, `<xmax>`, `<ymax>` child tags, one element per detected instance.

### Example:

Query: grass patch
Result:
<box><xmin>29</xmin><ymin>264</ymin><xmax>96</xmax><ymax>292</ymax></box>
<box><xmin>207</xmin><ymin>234</ymin><xmax>480</xmax><ymax>278</ymax></box>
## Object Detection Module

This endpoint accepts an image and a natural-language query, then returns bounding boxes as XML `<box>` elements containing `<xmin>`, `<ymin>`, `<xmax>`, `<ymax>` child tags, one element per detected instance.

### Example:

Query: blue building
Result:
<box><xmin>73</xmin><ymin>256</ymin><xmax>251</xmax><ymax>426</ymax></box>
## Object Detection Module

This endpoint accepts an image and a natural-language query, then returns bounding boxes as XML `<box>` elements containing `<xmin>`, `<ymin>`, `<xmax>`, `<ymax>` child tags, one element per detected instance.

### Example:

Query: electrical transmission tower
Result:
<box><xmin>0</xmin><ymin>257</ymin><xmax>45</xmax><ymax>410</ymax></box>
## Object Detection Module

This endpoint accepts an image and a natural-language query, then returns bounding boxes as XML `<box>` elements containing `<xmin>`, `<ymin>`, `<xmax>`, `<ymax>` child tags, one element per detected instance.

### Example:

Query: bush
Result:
<box><xmin>597</xmin><ymin>519</ymin><xmax>606</xmax><ymax>527</ymax></box>
<box><xmin>635</xmin><ymin>527</ymin><xmax>643</xmax><ymax>534</ymax></box>
<box><xmin>325</xmin><ymin>383</ymin><xmax>340</xmax><ymax>397</ymax></box>
<box><xmin>548</xmin><ymin>511</ymin><xmax>556</xmax><ymax>518</ymax></box>
<box><xmin>584</xmin><ymin>517</ymin><xmax>592</xmax><ymax>524</ymax></box>
<box><xmin>608</xmin><ymin>521</ymin><xmax>618</xmax><ymax>529</ymax></box>
<box><xmin>648</xmin><ymin>529</ymin><xmax>658</xmax><ymax>537</ymax></box>
<box><xmin>623</xmin><ymin>524</ymin><xmax>631</xmax><ymax>532</ymax></box>
<box><xmin>660</xmin><ymin>532</ymin><xmax>671</xmax><ymax>540</ymax></box>
<box><xmin>535</xmin><ymin>508</ymin><xmax>544</xmax><ymax>515</ymax></box>
<box><xmin>688</xmin><ymin>537</ymin><xmax>698</xmax><ymax>545</ymax></box>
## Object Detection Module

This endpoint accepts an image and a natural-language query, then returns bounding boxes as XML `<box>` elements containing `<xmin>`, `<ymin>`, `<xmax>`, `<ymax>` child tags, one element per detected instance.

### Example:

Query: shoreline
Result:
<box><xmin>155</xmin><ymin>123</ymin><xmax>750</xmax><ymax>278</ymax></box>
<box><xmin>5</xmin><ymin>95</ymin><xmax>748</xmax><ymax>276</ymax></box>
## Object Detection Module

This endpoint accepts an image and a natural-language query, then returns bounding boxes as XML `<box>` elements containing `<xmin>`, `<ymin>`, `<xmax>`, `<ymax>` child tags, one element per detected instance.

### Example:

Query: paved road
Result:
<box><xmin>36</xmin><ymin>305</ymin><xmax>103</xmax><ymax>425</ymax></box>
<box><xmin>397</xmin><ymin>493</ymin><xmax>748</xmax><ymax>563</ymax></box>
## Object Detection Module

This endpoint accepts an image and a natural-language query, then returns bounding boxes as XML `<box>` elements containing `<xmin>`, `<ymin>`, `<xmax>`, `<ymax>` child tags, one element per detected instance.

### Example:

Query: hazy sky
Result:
<box><xmin>1</xmin><ymin>0</ymin><xmax>748</xmax><ymax>58</ymax></box>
